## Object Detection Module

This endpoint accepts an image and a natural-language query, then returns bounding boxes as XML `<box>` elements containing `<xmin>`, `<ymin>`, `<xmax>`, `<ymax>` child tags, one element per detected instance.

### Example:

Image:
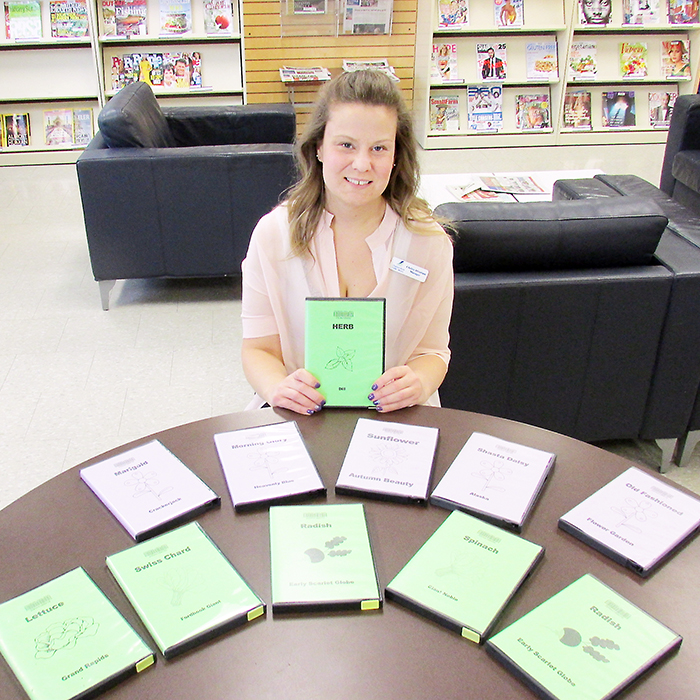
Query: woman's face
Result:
<box><xmin>669</xmin><ymin>44</ymin><xmax>684</xmax><ymax>62</ymax></box>
<box><xmin>316</xmin><ymin>102</ymin><xmax>397</xmax><ymax>215</ymax></box>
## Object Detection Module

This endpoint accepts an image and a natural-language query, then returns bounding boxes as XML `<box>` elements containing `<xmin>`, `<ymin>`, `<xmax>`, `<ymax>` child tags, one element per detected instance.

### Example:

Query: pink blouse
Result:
<box><xmin>241</xmin><ymin>202</ymin><xmax>454</xmax><ymax>406</ymax></box>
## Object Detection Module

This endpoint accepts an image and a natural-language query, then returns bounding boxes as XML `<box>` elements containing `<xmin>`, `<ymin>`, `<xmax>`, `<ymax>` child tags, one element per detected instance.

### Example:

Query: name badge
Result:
<box><xmin>390</xmin><ymin>257</ymin><xmax>429</xmax><ymax>283</ymax></box>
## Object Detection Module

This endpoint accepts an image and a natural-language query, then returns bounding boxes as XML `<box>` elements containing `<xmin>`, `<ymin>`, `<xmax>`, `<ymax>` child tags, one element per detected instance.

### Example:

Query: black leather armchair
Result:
<box><xmin>76</xmin><ymin>82</ymin><xmax>298</xmax><ymax>309</ymax></box>
<box><xmin>551</xmin><ymin>95</ymin><xmax>700</xmax><ymax>468</ymax></box>
<box><xmin>435</xmin><ymin>197</ymin><xmax>674</xmax><ymax>453</ymax></box>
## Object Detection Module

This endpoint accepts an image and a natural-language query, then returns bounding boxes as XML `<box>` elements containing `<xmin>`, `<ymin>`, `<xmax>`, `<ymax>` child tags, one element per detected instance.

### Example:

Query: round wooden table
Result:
<box><xmin>1</xmin><ymin>406</ymin><xmax>698</xmax><ymax>699</ymax></box>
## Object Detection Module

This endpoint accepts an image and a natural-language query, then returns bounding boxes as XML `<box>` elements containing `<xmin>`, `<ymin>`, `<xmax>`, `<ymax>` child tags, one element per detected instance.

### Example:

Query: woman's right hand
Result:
<box><xmin>242</xmin><ymin>336</ymin><xmax>325</xmax><ymax>415</ymax></box>
<box><xmin>269</xmin><ymin>368</ymin><xmax>326</xmax><ymax>415</ymax></box>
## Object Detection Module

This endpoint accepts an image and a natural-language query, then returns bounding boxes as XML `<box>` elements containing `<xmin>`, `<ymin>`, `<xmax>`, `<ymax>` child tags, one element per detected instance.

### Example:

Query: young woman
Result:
<box><xmin>241</xmin><ymin>70</ymin><xmax>454</xmax><ymax>415</ymax></box>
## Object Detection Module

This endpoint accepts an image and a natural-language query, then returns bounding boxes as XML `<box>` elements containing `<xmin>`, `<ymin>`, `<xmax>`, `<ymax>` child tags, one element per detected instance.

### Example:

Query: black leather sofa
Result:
<box><xmin>76</xmin><ymin>82</ymin><xmax>298</xmax><ymax>310</ymax></box>
<box><xmin>551</xmin><ymin>94</ymin><xmax>700</xmax><ymax>468</ymax></box>
<box><xmin>434</xmin><ymin>197</ymin><xmax>679</xmax><ymax>466</ymax></box>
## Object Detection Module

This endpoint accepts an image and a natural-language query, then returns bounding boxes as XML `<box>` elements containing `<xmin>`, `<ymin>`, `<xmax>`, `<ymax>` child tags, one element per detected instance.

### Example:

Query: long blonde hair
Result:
<box><xmin>286</xmin><ymin>70</ymin><xmax>438</xmax><ymax>257</ymax></box>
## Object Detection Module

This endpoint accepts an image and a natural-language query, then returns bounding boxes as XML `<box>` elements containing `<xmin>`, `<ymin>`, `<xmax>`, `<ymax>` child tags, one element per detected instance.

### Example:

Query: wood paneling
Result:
<box><xmin>242</xmin><ymin>0</ymin><xmax>418</xmax><ymax>132</ymax></box>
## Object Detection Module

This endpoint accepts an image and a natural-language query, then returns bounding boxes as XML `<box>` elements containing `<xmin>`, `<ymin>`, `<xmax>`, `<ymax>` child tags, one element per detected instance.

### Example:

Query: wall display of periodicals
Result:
<box><xmin>416</xmin><ymin>0</ymin><xmax>700</xmax><ymax>148</ymax></box>
<box><xmin>97</xmin><ymin>0</ymin><xmax>243</xmax><ymax>100</ymax></box>
<box><xmin>0</xmin><ymin>0</ymin><xmax>244</xmax><ymax>164</ymax></box>
<box><xmin>279</xmin><ymin>0</ymin><xmax>393</xmax><ymax>37</ymax></box>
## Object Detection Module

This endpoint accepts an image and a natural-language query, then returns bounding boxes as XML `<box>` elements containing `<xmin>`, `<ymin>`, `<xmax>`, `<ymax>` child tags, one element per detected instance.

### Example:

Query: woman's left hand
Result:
<box><xmin>367</xmin><ymin>365</ymin><xmax>424</xmax><ymax>413</ymax></box>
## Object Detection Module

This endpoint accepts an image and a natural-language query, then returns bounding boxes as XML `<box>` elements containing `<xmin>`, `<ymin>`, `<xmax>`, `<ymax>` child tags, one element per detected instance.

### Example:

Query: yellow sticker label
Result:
<box><xmin>247</xmin><ymin>605</ymin><xmax>265</xmax><ymax>621</ymax></box>
<box><xmin>360</xmin><ymin>599</ymin><xmax>380</xmax><ymax>611</ymax></box>
<box><xmin>461</xmin><ymin>627</ymin><xmax>480</xmax><ymax>644</ymax></box>
<box><xmin>136</xmin><ymin>655</ymin><xmax>155</xmax><ymax>673</ymax></box>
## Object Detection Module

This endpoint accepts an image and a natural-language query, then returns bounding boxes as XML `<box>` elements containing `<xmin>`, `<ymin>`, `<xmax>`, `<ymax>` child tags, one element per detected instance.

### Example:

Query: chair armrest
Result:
<box><xmin>445</xmin><ymin>265</ymin><xmax>673</xmax><ymax>442</ymax></box>
<box><xmin>162</xmin><ymin>103</ymin><xmax>297</xmax><ymax>146</ymax></box>
<box><xmin>660</xmin><ymin>94</ymin><xmax>700</xmax><ymax>195</ymax></box>
<box><xmin>81</xmin><ymin>131</ymin><xmax>109</xmax><ymax>152</ymax></box>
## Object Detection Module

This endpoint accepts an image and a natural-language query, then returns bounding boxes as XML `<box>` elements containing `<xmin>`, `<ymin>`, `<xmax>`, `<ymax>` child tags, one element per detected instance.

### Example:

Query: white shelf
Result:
<box><xmin>0</xmin><ymin>0</ymin><xmax>245</xmax><ymax>165</ymax></box>
<box><xmin>415</xmin><ymin>0</ymin><xmax>700</xmax><ymax>149</ymax></box>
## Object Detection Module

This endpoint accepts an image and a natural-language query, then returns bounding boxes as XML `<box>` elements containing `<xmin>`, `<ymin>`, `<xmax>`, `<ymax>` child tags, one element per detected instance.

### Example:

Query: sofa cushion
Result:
<box><xmin>435</xmin><ymin>197</ymin><xmax>668</xmax><ymax>273</ymax></box>
<box><xmin>164</xmin><ymin>104</ymin><xmax>296</xmax><ymax>146</ymax></box>
<box><xmin>97</xmin><ymin>82</ymin><xmax>176</xmax><ymax>149</ymax></box>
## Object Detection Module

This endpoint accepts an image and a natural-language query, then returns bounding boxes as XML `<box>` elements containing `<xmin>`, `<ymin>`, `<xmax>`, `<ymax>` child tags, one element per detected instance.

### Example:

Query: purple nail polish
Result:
<box><xmin>372</xmin><ymin>384</ymin><xmax>378</xmax><ymax>391</ymax></box>
<box><xmin>368</xmin><ymin>393</ymin><xmax>375</xmax><ymax>401</ymax></box>
<box><xmin>315</xmin><ymin>382</ymin><xmax>321</xmax><ymax>389</ymax></box>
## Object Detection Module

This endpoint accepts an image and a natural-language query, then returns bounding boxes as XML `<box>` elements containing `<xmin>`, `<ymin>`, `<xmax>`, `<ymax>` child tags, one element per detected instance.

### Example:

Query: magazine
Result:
<box><xmin>515</xmin><ymin>93</ymin><xmax>551</xmax><ymax>131</ymax></box>
<box><xmin>2</xmin><ymin>113</ymin><xmax>30</xmax><ymax>147</ymax></box>
<box><xmin>437</xmin><ymin>0</ymin><xmax>468</xmax><ymax>29</ymax></box>
<box><xmin>111</xmin><ymin>51</ymin><xmax>201</xmax><ymax>89</ymax></box>
<box><xmin>661</xmin><ymin>39</ymin><xmax>691</xmax><ymax>79</ymax></box>
<box><xmin>279</xmin><ymin>66</ymin><xmax>331</xmax><ymax>82</ymax></box>
<box><xmin>72</xmin><ymin>107</ymin><xmax>93</xmax><ymax>145</ymax></box>
<box><xmin>563</xmin><ymin>89</ymin><xmax>592</xmax><ymax>130</ymax></box>
<box><xmin>447</xmin><ymin>184</ymin><xmax>516</xmax><ymax>202</ymax></box>
<box><xmin>446</xmin><ymin>180</ymin><xmax>480</xmax><ymax>199</ymax></box>
<box><xmin>429</xmin><ymin>94</ymin><xmax>460</xmax><ymax>133</ymax></box>
<box><xmin>49</xmin><ymin>0</ymin><xmax>89</xmax><ymax>37</ymax></box>
<box><xmin>525</xmin><ymin>40</ymin><xmax>558</xmax><ymax>81</ymax></box>
<box><xmin>169</xmin><ymin>52</ymin><xmax>198</xmax><ymax>87</ymax></box>
<box><xmin>620</xmin><ymin>41</ymin><xmax>648</xmax><ymax>78</ymax></box>
<box><xmin>145</xmin><ymin>52</ymin><xmax>164</xmax><ymax>85</ymax></box>
<box><xmin>568</xmin><ymin>40</ymin><xmax>597</xmax><ymax>80</ymax></box>
<box><xmin>121</xmin><ymin>52</ymin><xmax>141</xmax><ymax>85</ymax></box>
<box><xmin>341</xmin><ymin>0</ymin><xmax>392</xmax><ymax>35</ymax></box>
<box><xmin>165</xmin><ymin>51</ymin><xmax>202</xmax><ymax>87</ymax></box>
<box><xmin>114</xmin><ymin>0</ymin><xmax>147</xmax><ymax>37</ymax></box>
<box><xmin>649</xmin><ymin>90</ymin><xmax>676</xmax><ymax>128</ymax></box>
<box><xmin>494</xmin><ymin>0</ymin><xmax>523</xmax><ymax>28</ymax></box>
<box><xmin>343</xmin><ymin>59</ymin><xmax>398</xmax><ymax>82</ymax></box>
<box><xmin>4</xmin><ymin>0</ymin><xmax>43</xmax><ymax>39</ymax></box>
<box><xmin>101</xmin><ymin>0</ymin><xmax>116</xmax><ymax>34</ymax></box>
<box><xmin>623</xmin><ymin>0</ymin><xmax>660</xmax><ymax>24</ymax></box>
<box><xmin>44</xmin><ymin>109</ymin><xmax>74</xmax><ymax>146</ymax></box>
<box><xmin>467</xmin><ymin>85</ymin><xmax>503</xmax><ymax>132</ymax></box>
<box><xmin>477</xmin><ymin>42</ymin><xmax>506</xmax><ymax>81</ymax></box>
<box><xmin>203</xmin><ymin>0</ymin><xmax>234</xmax><ymax>34</ymax></box>
<box><xmin>159</xmin><ymin>0</ymin><xmax>191</xmax><ymax>35</ymax></box>
<box><xmin>112</xmin><ymin>53</ymin><xmax>150</xmax><ymax>88</ymax></box>
<box><xmin>602</xmin><ymin>91</ymin><xmax>636</xmax><ymax>128</ymax></box>
<box><xmin>579</xmin><ymin>0</ymin><xmax>611</xmax><ymax>25</ymax></box>
<box><xmin>668</xmin><ymin>0</ymin><xmax>699</xmax><ymax>23</ymax></box>
<box><xmin>432</xmin><ymin>43</ymin><xmax>461</xmax><ymax>83</ymax></box>
<box><xmin>110</xmin><ymin>56</ymin><xmax>122</xmax><ymax>90</ymax></box>
<box><xmin>477</xmin><ymin>174</ymin><xmax>546</xmax><ymax>194</ymax></box>
<box><xmin>293</xmin><ymin>0</ymin><xmax>326</xmax><ymax>14</ymax></box>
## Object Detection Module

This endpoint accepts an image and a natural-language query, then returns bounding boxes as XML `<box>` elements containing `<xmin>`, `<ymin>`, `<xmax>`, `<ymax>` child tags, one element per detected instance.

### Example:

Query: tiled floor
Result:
<box><xmin>1</xmin><ymin>144</ymin><xmax>699</xmax><ymax>511</ymax></box>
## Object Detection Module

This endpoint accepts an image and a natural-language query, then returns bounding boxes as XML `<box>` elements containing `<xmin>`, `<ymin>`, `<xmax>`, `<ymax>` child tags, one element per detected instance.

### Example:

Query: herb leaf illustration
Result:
<box><xmin>325</xmin><ymin>347</ymin><xmax>356</xmax><ymax>372</ymax></box>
